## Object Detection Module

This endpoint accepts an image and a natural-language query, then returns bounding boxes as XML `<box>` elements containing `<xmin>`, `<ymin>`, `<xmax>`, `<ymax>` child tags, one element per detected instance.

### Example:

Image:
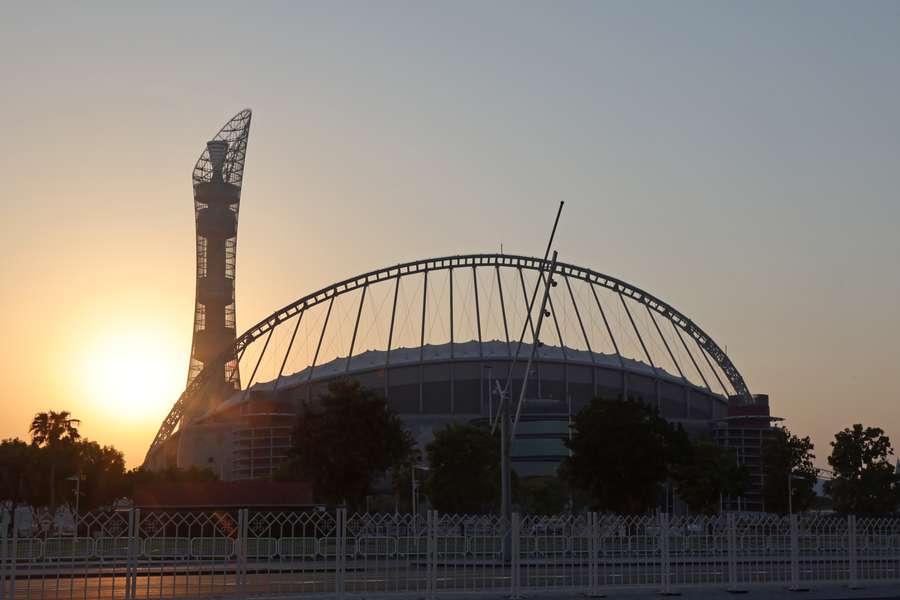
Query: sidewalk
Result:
<box><xmin>434</xmin><ymin>584</ymin><xmax>900</xmax><ymax>600</ymax></box>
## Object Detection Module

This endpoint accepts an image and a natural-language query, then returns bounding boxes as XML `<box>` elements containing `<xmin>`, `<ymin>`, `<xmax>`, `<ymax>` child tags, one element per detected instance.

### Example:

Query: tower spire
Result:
<box><xmin>185</xmin><ymin>109</ymin><xmax>252</xmax><ymax>421</ymax></box>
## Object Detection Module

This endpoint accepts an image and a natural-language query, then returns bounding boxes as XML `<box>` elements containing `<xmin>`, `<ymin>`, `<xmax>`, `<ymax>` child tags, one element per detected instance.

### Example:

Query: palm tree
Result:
<box><xmin>29</xmin><ymin>411</ymin><xmax>81</xmax><ymax>515</ymax></box>
<box><xmin>29</xmin><ymin>411</ymin><xmax>81</xmax><ymax>448</ymax></box>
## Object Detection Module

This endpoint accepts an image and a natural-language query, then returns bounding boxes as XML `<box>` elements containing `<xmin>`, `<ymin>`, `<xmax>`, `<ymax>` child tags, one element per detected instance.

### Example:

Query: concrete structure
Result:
<box><xmin>713</xmin><ymin>394</ymin><xmax>780</xmax><ymax>512</ymax></box>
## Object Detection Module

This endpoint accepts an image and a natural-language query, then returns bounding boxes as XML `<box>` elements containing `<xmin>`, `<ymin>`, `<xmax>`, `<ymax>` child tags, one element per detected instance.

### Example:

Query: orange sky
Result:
<box><xmin>2</xmin><ymin>3</ymin><xmax>899</xmax><ymax>468</ymax></box>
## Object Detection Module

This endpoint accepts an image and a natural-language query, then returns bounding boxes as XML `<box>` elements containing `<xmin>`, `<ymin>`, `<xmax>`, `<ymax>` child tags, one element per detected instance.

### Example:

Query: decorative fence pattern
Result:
<box><xmin>2</xmin><ymin>510</ymin><xmax>899</xmax><ymax>600</ymax></box>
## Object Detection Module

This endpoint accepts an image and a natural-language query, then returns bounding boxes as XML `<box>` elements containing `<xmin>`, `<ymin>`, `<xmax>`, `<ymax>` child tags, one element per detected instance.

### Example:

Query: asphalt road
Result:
<box><xmin>4</xmin><ymin>560</ymin><xmax>900</xmax><ymax>600</ymax></box>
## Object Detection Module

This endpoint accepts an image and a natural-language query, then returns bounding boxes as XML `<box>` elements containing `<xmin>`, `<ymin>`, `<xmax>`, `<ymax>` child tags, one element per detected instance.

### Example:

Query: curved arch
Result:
<box><xmin>145</xmin><ymin>254</ymin><xmax>750</xmax><ymax>464</ymax></box>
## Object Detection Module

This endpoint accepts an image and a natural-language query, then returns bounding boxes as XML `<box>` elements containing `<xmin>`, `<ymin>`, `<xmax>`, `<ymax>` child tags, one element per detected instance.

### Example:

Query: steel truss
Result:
<box><xmin>145</xmin><ymin>253</ymin><xmax>751</xmax><ymax>466</ymax></box>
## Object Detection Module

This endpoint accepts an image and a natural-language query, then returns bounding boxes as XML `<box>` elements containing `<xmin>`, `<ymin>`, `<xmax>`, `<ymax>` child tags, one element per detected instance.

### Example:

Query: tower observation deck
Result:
<box><xmin>186</xmin><ymin>109</ymin><xmax>252</xmax><ymax>421</ymax></box>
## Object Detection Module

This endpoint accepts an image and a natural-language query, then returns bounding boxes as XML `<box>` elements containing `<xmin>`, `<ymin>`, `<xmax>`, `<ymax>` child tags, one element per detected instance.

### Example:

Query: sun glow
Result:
<box><xmin>80</xmin><ymin>330</ymin><xmax>185</xmax><ymax>423</ymax></box>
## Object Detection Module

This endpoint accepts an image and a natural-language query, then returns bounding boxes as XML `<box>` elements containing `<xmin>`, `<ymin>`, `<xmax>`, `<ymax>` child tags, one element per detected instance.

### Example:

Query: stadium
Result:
<box><xmin>145</xmin><ymin>110</ymin><xmax>774</xmax><ymax>511</ymax></box>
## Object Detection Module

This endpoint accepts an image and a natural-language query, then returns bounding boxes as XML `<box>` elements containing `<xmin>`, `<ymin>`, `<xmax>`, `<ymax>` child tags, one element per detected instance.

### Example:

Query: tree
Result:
<box><xmin>388</xmin><ymin>449</ymin><xmax>423</xmax><ymax>513</ymax></box>
<box><xmin>761</xmin><ymin>426</ymin><xmax>818</xmax><ymax>514</ymax></box>
<box><xmin>517</xmin><ymin>476</ymin><xmax>569</xmax><ymax>515</ymax></box>
<box><xmin>825</xmin><ymin>424</ymin><xmax>900</xmax><ymax>514</ymax></box>
<box><xmin>424</xmin><ymin>423</ymin><xmax>502</xmax><ymax>514</ymax></box>
<box><xmin>278</xmin><ymin>379</ymin><xmax>415</xmax><ymax>509</ymax></box>
<box><xmin>0</xmin><ymin>438</ymin><xmax>43</xmax><ymax>533</ymax></box>
<box><xmin>671</xmin><ymin>439</ymin><xmax>749</xmax><ymax>515</ymax></box>
<box><xmin>29</xmin><ymin>411</ymin><xmax>81</xmax><ymax>448</ymax></box>
<box><xmin>29</xmin><ymin>411</ymin><xmax>81</xmax><ymax>513</ymax></box>
<box><xmin>561</xmin><ymin>398</ymin><xmax>685</xmax><ymax>514</ymax></box>
<box><xmin>125</xmin><ymin>465</ymin><xmax>218</xmax><ymax>490</ymax></box>
<box><xmin>74</xmin><ymin>441</ymin><xmax>127</xmax><ymax>512</ymax></box>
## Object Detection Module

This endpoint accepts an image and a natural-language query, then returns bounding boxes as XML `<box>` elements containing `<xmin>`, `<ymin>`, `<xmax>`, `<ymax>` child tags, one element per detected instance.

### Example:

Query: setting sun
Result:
<box><xmin>80</xmin><ymin>330</ymin><xmax>185</xmax><ymax>423</ymax></box>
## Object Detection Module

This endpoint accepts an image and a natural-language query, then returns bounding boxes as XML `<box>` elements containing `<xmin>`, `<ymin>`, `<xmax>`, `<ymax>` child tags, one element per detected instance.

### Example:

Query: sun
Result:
<box><xmin>81</xmin><ymin>330</ymin><xmax>185</xmax><ymax>422</ymax></box>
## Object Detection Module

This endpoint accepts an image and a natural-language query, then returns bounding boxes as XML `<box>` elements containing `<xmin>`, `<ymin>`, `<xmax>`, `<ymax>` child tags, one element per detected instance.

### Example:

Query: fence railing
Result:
<box><xmin>2</xmin><ymin>509</ymin><xmax>899</xmax><ymax>599</ymax></box>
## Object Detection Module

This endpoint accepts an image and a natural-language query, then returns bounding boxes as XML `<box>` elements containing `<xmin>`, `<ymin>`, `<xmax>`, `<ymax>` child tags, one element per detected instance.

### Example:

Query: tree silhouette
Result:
<box><xmin>562</xmin><ymin>398</ymin><xmax>684</xmax><ymax>514</ymax></box>
<box><xmin>75</xmin><ymin>441</ymin><xmax>127</xmax><ymax>512</ymax></box>
<box><xmin>29</xmin><ymin>411</ymin><xmax>81</xmax><ymax>514</ymax></box>
<box><xmin>0</xmin><ymin>438</ymin><xmax>43</xmax><ymax>533</ymax></box>
<box><xmin>762</xmin><ymin>426</ymin><xmax>818</xmax><ymax>514</ymax></box>
<box><xmin>29</xmin><ymin>411</ymin><xmax>81</xmax><ymax>448</ymax></box>
<box><xmin>671</xmin><ymin>439</ymin><xmax>749</xmax><ymax>515</ymax></box>
<box><xmin>825</xmin><ymin>424</ymin><xmax>900</xmax><ymax>514</ymax></box>
<box><xmin>517</xmin><ymin>475</ymin><xmax>569</xmax><ymax>515</ymax></box>
<box><xmin>424</xmin><ymin>423</ymin><xmax>502</xmax><ymax>514</ymax></box>
<box><xmin>278</xmin><ymin>379</ymin><xmax>415</xmax><ymax>509</ymax></box>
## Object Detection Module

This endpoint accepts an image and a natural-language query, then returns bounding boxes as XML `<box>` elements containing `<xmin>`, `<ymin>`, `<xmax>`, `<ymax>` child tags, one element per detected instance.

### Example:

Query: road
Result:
<box><xmin>3</xmin><ymin>559</ymin><xmax>899</xmax><ymax>600</ymax></box>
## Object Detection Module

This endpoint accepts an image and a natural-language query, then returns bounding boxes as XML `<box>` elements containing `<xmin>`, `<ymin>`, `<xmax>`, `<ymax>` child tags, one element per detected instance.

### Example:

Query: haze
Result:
<box><xmin>1</xmin><ymin>1</ymin><xmax>898</xmax><ymax>467</ymax></box>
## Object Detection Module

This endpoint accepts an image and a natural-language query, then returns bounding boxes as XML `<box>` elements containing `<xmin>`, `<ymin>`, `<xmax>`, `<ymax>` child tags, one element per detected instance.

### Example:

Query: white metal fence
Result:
<box><xmin>2</xmin><ymin>509</ymin><xmax>899</xmax><ymax>599</ymax></box>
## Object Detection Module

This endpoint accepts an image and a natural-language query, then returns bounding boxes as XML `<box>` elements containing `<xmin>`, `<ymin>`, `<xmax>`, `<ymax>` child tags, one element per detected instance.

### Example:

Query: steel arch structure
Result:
<box><xmin>145</xmin><ymin>253</ymin><xmax>751</xmax><ymax>465</ymax></box>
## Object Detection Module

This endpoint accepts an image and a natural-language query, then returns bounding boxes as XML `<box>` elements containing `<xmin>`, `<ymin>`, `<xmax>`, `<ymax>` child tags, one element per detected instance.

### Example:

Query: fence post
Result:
<box><xmin>660</xmin><ymin>512</ymin><xmax>675</xmax><ymax>595</ymax></box>
<box><xmin>125</xmin><ymin>509</ymin><xmax>134</xmax><ymax>600</ymax></box>
<box><xmin>236</xmin><ymin>508</ymin><xmax>247</xmax><ymax>595</ymax></box>
<box><xmin>1</xmin><ymin>508</ymin><xmax>8</xmax><ymax>600</ymax></box>
<box><xmin>848</xmin><ymin>515</ymin><xmax>860</xmax><ymax>589</ymax></box>
<box><xmin>335</xmin><ymin>508</ymin><xmax>346</xmax><ymax>600</ymax></box>
<box><xmin>426</xmin><ymin>510</ymin><xmax>436</xmax><ymax>600</ymax></box>
<box><xmin>726</xmin><ymin>513</ymin><xmax>743</xmax><ymax>593</ymax></box>
<box><xmin>5</xmin><ymin>510</ymin><xmax>17</xmax><ymax>600</ymax></box>
<box><xmin>235</xmin><ymin>509</ymin><xmax>242</xmax><ymax>593</ymax></box>
<box><xmin>126</xmin><ymin>508</ymin><xmax>140</xmax><ymax>600</ymax></box>
<box><xmin>788</xmin><ymin>513</ymin><xmax>807</xmax><ymax>591</ymax></box>
<box><xmin>588</xmin><ymin>512</ymin><xmax>604</xmax><ymax>597</ymax></box>
<box><xmin>511</xmin><ymin>512</ymin><xmax>522</xmax><ymax>599</ymax></box>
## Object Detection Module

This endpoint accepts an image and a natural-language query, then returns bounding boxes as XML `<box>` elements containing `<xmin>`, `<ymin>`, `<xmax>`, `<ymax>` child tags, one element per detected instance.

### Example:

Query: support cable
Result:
<box><xmin>646</xmin><ymin>304</ymin><xmax>685</xmax><ymax>380</ymax></box>
<box><xmin>619</xmin><ymin>292</ymin><xmax>656</xmax><ymax>371</ymax></box>
<box><xmin>420</xmin><ymin>271</ymin><xmax>428</xmax><ymax>362</ymax></box>
<box><xmin>591</xmin><ymin>285</ymin><xmax>624</xmax><ymax>369</ymax></box>
<box><xmin>273</xmin><ymin>309</ymin><xmax>304</xmax><ymax>393</ymax></box>
<box><xmin>307</xmin><ymin>296</ymin><xmax>334</xmax><ymax>386</ymax></box>
<box><xmin>517</xmin><ymin>267</ymin><xmax>537</xmax><ymax>345</ymax></box>
<box><xmin>473</xmin><ymin>265</ymin><xmax>483</xmax><ymax>358</ymax></box>
<box><xmin>671</xmin><ymin>320</ymin><xmax>711</xmax><ymax>391</ymax></box>
<box><xmin>564</xmin><ymin>275</ymin><xmax>596</xmax><ymax>365</ymax></box>
<box><xmin>449</xmin><ymin>268</ymin><xmax>455</xmax><ymax>359</ymax></box>
<box><xmin>345</xmin><ymin>285</ymin><xmax>368</xmax><ymax>373</ymax></box>
<box><xmin>240</xmin><ymin>327</ymin><xmax>274</xmax><ymax>403</ymax></box>
<box><xmin>385</xmin><ymin>276</ymin><xmax>401</xmax><ymax>367</ymax></box>
<box><xmin>495</xmin><ymin>265</ymin><xmax>511</xmax><ymax>358</ymax></box>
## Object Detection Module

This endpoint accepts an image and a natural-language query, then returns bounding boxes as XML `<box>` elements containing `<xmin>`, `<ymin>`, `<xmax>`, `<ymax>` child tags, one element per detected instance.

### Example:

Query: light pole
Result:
<box><xmin>787</xmin><ymin>470</ymin><xmax>793</xmax><ymax>516</ymax></box>
<box><xmin>788</xmin><ymin>471</ymin><xmax>808</xmax><ymax>515</ymax></box>
<box><xmin>490</xmin><ymin>201</ymin><xmax>564</xmax><ymax>527</ymax></box>
<box><xmin>66</xmin><ymin>474</ymin><xmax>81</xmax><ymax>533</ymax></box>
<box><xmin>411</xmin><ymin>464</ymin><xmax>430</xmax><ymax>517</ymax></box>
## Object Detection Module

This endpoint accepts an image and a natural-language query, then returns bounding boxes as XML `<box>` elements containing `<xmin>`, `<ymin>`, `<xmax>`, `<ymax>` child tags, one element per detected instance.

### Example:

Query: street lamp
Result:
<box><xmin>66</xmin><ymin>474</ymin><xmax>82</xmax><ymax>532</ymax></box>
<box><xmin>788</xmin><ymin>471</ymin><xmax>808</xmax><ymax>515</ymax></box>
<box><xmin>411</xmin><ymin>463</ymin><xmax>430</xmax><ymax>517</ymax></box>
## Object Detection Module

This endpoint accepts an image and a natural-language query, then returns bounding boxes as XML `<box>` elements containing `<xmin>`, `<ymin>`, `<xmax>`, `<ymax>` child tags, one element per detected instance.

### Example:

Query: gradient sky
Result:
<box><xmin>2</xmin><ymin>1</ymin><xmax>898</xmax><ymax>467</ymax></box>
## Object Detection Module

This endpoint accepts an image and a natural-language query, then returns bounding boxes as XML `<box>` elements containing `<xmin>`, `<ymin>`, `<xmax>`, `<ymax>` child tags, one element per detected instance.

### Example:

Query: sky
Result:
<box><xmin>1</xmin><ymin>1</ymin><xmax>898</xmax><ymax>468</ymax></box>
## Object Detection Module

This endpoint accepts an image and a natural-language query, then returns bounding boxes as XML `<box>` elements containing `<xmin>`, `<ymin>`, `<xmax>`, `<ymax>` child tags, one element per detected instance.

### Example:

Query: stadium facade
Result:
<box><xmin>145</xmin><ymin>110</ymin><xmax>776</xmax><ymax>512</ymax></box>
